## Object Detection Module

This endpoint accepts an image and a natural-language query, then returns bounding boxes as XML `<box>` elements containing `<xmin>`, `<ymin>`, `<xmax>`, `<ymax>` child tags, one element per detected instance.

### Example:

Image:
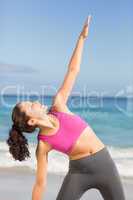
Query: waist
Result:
<box><xmin>68</xmin><ymin>146</ymin><xmax>113</xmax><ymax>173</ymax></box>
<box><xmin>67</xmin><ymin>126</ymin><xmax>105</xmax><ymax>159</ymax></box>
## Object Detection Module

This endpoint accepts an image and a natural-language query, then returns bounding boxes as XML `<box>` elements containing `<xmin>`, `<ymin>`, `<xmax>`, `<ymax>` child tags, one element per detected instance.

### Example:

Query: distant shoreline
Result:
<box><xmin>0</xmin><ymin>94</ymin><xmax>132</xmax><ymax>98</ymax></box>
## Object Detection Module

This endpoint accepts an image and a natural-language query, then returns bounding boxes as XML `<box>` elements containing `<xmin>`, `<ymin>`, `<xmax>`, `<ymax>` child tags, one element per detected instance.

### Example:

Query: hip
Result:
<box><xmin>68</xmin><ymin>146</ymin><xmax>117</xmax><ymax>175</ymax></box>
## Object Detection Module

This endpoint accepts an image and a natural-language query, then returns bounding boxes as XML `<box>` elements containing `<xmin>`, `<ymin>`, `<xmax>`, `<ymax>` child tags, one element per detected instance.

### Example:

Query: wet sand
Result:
<box><xmin>0</xmin><ymin>167</ymin><xmax>132</xmax><ymax>200</ymax></box>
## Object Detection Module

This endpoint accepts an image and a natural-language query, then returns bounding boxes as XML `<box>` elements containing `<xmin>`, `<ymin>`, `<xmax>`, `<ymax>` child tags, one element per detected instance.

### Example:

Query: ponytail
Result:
<box><xmin>6</xmin><ymin>124</ymin><xmax>30</xmax><ymax>161</ymax></box>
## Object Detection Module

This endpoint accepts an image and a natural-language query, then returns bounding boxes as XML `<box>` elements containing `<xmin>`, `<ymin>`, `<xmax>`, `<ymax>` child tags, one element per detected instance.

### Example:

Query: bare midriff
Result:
<box><xmin>67</xmin><ymin>125</ymin><xmax>105</xmax><ymax>160</ymax></box>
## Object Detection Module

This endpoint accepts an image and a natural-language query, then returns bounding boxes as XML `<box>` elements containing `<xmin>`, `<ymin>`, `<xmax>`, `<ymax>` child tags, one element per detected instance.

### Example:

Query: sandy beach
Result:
<box><xmin>0</xmin><ymin>167</ymin><xmax>132</xmax><ymax>200</ymax></box>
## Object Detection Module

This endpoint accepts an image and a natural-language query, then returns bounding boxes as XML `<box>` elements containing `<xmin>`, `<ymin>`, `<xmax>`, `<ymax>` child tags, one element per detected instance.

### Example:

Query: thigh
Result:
<box><xmin>95</xmin><ymin>148</ymin><xmax>125</xmax><ymax>200</ymax></box>
<box><xmin>56</xmin><ymin>172</ymin><xmax>93</xmax><ymax>200</ymax></box>
<box><xmin>99</xmin><ymin>179</ymin><xmax>125</xmax><ymax>200</ymax></box>
<box><xmin>97</xmin><ymin>168</ymin><xmax>126</xmax><ymax>200</ymax></box>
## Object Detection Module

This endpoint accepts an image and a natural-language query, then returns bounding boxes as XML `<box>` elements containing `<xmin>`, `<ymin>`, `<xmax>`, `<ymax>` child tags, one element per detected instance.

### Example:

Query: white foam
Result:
<box><xmin>107</xmin><ymin>146</ymin><xmax>133</xmax><ymax>178</ymax></box>
<box><xmin>0</xmin><ymin>141</ymin><xmax>133</xmax><ymax>177</ymax></box>
<box><xmin>0</xmin><ymin>141</ymin><xmax>68</xmax><ymax>175</ymax></box>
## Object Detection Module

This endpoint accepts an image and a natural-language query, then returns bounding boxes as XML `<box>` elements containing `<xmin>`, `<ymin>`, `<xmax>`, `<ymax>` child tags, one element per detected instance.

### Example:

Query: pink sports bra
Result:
<box><xmin>37</xmin><ymin>109</ymin><xmax>89</xmax><ymax>154</ymax></box>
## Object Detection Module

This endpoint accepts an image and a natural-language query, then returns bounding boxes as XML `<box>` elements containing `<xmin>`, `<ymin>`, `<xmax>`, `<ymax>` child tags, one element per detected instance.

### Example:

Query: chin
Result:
<box><xmin>43</xmin><ymin>107</ymin><xmax>48</xmax><ymax>113</ymax></box>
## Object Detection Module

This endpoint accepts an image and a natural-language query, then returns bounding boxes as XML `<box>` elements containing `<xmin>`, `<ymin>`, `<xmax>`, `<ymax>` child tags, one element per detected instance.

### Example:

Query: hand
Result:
<box><xmin>79</xmin><ymin>15</ymin><xmax>92</xmax><ymax>40</ymax></box>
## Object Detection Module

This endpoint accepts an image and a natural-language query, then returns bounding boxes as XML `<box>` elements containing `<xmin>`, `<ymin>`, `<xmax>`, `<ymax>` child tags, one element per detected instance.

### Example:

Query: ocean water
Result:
<box><xmin>0</xmin><ymin>95</ymin><xmax>133</xmax><ymax>178</ymax></box>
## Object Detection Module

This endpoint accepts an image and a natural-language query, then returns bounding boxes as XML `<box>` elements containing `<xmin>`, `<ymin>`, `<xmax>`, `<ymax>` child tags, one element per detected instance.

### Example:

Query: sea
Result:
<box><xmin>0</xmin><ymin>95</ymin><xmax>133</xmax><ymax>178</ymax></box>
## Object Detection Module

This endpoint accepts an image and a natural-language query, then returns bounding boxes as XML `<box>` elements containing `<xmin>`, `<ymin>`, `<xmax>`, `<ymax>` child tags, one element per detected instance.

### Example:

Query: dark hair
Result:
<box><xmin>6</xmin><ymin>103</ymin><xmax>37</xmax><ymax>161</ymax></box>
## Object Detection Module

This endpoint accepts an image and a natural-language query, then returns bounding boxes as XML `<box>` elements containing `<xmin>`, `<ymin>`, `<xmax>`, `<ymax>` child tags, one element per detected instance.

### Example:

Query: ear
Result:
<box><xmin>27</xmin><ymin>118</ymin><xmax>37</xmax><ymax>126</ymax></box>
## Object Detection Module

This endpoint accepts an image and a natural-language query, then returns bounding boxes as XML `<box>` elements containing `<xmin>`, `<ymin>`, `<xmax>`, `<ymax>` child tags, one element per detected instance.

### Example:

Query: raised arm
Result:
<box><xmin>67</xmin><ymin>15</ymin><xmax>92</xmax><ymax>72</ymax></box>
<box><xmin>52</xmin><ymin>15</ymin><xmax>92</xmax><ymax>107</ymax></box>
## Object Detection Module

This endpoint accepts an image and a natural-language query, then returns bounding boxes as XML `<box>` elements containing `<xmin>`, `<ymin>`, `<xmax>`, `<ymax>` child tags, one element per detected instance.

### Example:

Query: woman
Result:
<box><xmin>7</xmin><ymin>16</ymin><xmax>125</xmax><ymax>200</ymax></box>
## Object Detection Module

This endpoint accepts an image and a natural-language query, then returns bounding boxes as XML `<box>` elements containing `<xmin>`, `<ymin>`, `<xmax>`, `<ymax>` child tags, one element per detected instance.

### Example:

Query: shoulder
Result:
<box><xmin>36</xmin><ymin>140</ymin><xmax>52</xmax><ymax>158</ymax></box>
<box><xmin>49</xmin><ymin>104</ymin><xmax>74</xmax><ymax>115</ymax></box>
<box><xmin>51</xmin><ymin>93</ymin><xmax>74</xmax><ymax>114</ymax></box>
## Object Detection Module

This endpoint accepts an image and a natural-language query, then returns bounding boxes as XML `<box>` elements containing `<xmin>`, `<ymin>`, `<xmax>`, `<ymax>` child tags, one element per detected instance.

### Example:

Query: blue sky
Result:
<box><xmin>0</xmin><ymin>0</ymin><xmax>133</xmax><ymax>96</ymax></box>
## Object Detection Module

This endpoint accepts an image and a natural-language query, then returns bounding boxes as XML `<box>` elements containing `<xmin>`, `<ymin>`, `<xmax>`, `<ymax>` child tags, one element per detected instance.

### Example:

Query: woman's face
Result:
<box><xmin>19</xmin><ymin>101</ymin><xmax>48</xmax><ymax>119</ymax></box>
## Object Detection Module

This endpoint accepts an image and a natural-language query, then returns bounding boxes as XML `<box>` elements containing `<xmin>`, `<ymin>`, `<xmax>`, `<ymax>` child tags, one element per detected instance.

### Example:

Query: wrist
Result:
<box><xmin>78</xmin><ymin>34</ymin><xmax>85</xmax><ymax>41</ymax></box>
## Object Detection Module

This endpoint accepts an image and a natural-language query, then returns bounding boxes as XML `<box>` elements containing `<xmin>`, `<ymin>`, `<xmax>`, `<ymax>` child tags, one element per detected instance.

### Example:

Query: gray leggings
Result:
<box><xmin>56</xmin><ymin>146</ymin><xmax>125</xmax><ymax>200</ymax></box>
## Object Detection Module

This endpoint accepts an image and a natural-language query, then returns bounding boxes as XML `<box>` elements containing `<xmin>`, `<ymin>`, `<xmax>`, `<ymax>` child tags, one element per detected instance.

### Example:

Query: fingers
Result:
<box><xmin>85</xmin><ymin>15</ymin><xmax>92</xmax><ymax>27</ymax></box>
<box><xmin>79</xmin><ymin>15</ymin><xmax>92</xmax><ymax>39</ymax></box>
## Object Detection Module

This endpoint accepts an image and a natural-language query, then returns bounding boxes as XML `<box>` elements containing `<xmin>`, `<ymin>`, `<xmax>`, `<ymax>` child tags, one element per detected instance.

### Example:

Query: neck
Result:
<box><xmin>39</xmin><ymin>114</ymin><xmax>56</xmax><ymax>132</ymax></box>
